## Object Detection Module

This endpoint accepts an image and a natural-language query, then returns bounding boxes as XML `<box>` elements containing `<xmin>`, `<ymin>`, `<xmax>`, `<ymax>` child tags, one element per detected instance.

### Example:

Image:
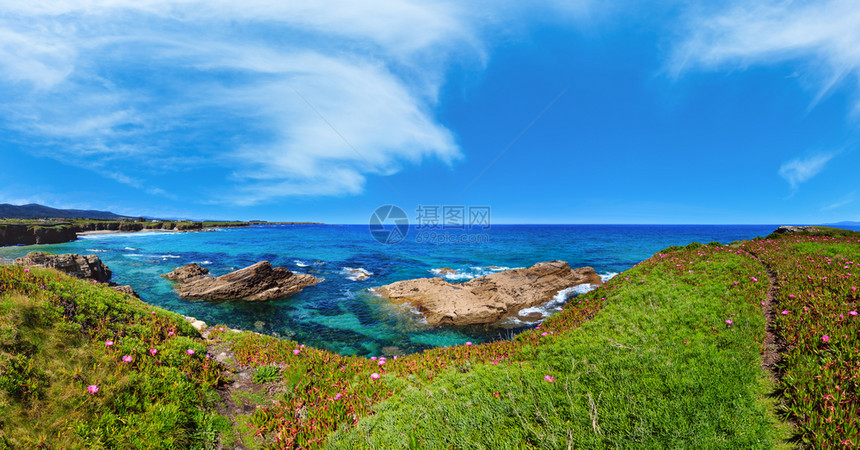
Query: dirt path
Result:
<box><xmin>759</xmin><ymin>264</ymin><xmax>783</xmax><ymax>376</ymax></box>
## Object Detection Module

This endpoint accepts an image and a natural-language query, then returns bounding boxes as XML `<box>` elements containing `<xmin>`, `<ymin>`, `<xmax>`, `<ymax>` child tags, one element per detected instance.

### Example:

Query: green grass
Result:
<box><xmin>2</xmin><ymin>231</ymin><xmax>858</xmax><ymax>447</ymax></box>
<box><xmin>325</xmin><ymin>244</ymin><xmax>790</xmax><ymax>448</ymax></box>
<box><xmin>0</xmin><ymin>266</ymin><xmax>222</xmax><ymax>448</ymax></box>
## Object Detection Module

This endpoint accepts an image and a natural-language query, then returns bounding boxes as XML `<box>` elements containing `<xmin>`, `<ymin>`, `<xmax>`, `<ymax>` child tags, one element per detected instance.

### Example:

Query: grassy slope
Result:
<box><xmin>0</xmin><ymin>266</ymin><xmax>224</xmax><ymax>448</ymax></box>
<box><xmin>325</xmin><ymin>244</ymin><xmax>789</xmax><ymax>448</ymax></box>
<box><xmin>1</xmin><ymin>233</ymin><xmax>858</xmax><ymax>448</ymax></box>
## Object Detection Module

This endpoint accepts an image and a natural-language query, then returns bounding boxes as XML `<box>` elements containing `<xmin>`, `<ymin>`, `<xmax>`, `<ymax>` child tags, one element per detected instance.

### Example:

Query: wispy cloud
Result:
<box><xmin>778</xmin><ymin>152</ymin><xmax>836</xmax><ymax>190</ymax></box>
<box><xmin>672</xmin><ymin>0</ymin><xmax>860</xmax><ymax>108</ymax></box>
<box><xmin>0</xmin><ymin>0</ymin><xmax>591</xmax><ymax>205</ymax></box>
<box><xmin>822</xmin><ymin>192</ymin><xmax>855</xmax><ymax>211</ymax></box>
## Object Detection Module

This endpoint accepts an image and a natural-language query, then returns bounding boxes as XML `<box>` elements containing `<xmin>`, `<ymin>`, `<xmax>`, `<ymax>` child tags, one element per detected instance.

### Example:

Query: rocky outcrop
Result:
<box><xmin>375</xmin><ymin>261</ymin><xmax>602</xmax><ymax>326</ymax></box>
<box><xmin>14</xmin><ymin>251</ymin><xmax>112</xmax><ymax>283</ymax></box>
<box><xmin>111</xmin><ymin>285</ymin><xmax>140</xmax><ymax>298</ymax></box>
<box><xmin>773</xmin><ymin>225</ymin><xmax>824</xmax><ymax>234</ymax></box>
<box><xmin>172</xmin><ymin>261</ymin><xmax>322</xmax><ymax>301</ymax></box>
<box><xmin>0</xmin><ymin>224</ymin><xmax>78</xmax><ymax>246</ymax></box>
<box><xmin>435</xmin><ymin>267</ymin><xmax>457</xmax><ymax>275</ymax></box>
<box><xmin>162</xmin><ymin>263</ymin><xmax>210</xmax><ymax>282</ymax></box>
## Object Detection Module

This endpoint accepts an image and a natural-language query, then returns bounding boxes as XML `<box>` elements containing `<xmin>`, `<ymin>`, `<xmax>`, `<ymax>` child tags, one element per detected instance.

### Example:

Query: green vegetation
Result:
<box><xmin>0</xmin><ymin>266</ymin><xmax>221</xmax><ymax>448</ymax></box>
<box><xmin>1</xmin><ymin>230</ymin><xmax>858</xmax><ymax>447</ymax></box>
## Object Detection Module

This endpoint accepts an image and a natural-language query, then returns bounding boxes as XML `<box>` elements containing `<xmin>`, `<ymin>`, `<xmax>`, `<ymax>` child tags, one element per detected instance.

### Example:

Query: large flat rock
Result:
<box><xmin>375</xmin><ymin>260</ymin><xmax>601</xmax><ymax>326</ymax></box>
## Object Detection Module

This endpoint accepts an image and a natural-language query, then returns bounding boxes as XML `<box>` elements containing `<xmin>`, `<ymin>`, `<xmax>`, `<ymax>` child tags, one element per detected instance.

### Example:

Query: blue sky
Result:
<box><xmin>1</xmin><ymin>0</ymin><xmax>858</xmax><ymax>224</ymax></box>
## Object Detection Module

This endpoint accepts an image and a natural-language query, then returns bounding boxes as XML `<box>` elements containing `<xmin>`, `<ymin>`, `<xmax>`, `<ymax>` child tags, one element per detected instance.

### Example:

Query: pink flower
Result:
<box><xmin>466</xmin><ymin>342</ymin><xmax>472</xmax><ymax>346</ymax></box>
<box><xmin>218</xmin><ymin>327</ymin><xmax>224</xmax><ymax>331</ymax></box>
<box><xmin>370</xmin><ymin>373</ymin><xmax>380</xmax><ymax>380</ymax></box>
<box><xmin>105</xmin><ymin>340</ymin><xmax>114</xmax><ymax>347</ymax></box>
<box><xmin>725</xmin><ymin>319</ymin><xmax>733</xmax><ymax>325</ymax></box>
<box><xmin>122</xmin><ymin>355</ymin><xmax>132</xmax><ymax>363</ymax></box>
<box><xmin>781</xmin><ymin>310</ymin><xmax>789</xmax><ymax>315</ymax></box>
<box><xmin>168</xmin><ymin>331</ymin><xmax>174</xmax><ymax>336</ymax></box>
<box><xmin>186</xmin><ymin>349</ymin><xmax>195</xmax><ymax>355</ymax></box>
<box><xmin>87</xmin><ymin>385</ymin><xmax>99</xmax><ymax>394</ymax></box>
<box><xmin>149</xmin><ymin>348</ymin><xmax>158</xmax><ymax>356</ymax></box>
<box><xmin>541</xmin><ymin>332</ymin><xmax>549</xmax><ymax>337</ymax></box>
<box><xmin>370</xmin><ymin>356</ymin><xmax>377</xmax><ymax>361</ymax></box>
<box><xmin>378</xmin><ymin>360</ymin><xmax>386</xmax><ymax>366</ymax></box>
<box><xmin>751</xmin><ymin>276</ymin><xmax>758</xmax><ymax>282</ymax></box>
<box><xmin>150</xmin><ymin>311</ymin><xmax>156</xmax><ymax>315</ymax></box>
<box><xmin>493</xmin><ymin>392</ymin><xmax>500</xmax><ymax>397</ymax></box>
<box><xmin>293</xmin><ymin>349</ymin><xmax>301</xmax><ymax>355</ymax></box>
<box><xmin>333</xmin><ymin>393</ymin><xmax>343</xmax><ymax>400</ymax></box>
<box><xmin>822</xmin><ymin>335</ymin><xmax>830</xmax><ymax>343</ymax></box>
<box><xmin>544</xmin><ymin>375</ymin><xmax>555</xmax><ymax>383</ymax></box>
<box><xmin>733</xmin><ymin>281</ymin><xmax>738</xmax><ymax>285</ymax></box>
<box><xmin>850</xmin><ymin>311</ymin><xmax>858</xmax><ymax>316</ymax></box>
<box><xmin>206</xmin><ymin>354</ymin><xmax>211</xmax><ymax>359</ymax></box>
<box><xmin>789</xmin><ymin>294</ymin><xmax>795</xmax><ymax>299</ymax></box>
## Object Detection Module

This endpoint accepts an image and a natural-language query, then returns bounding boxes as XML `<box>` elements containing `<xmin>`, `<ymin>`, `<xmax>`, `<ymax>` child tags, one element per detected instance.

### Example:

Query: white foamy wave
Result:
<box><xmin>341</xmin><ymin>267</ymin><xmax>372</xmax><ymax>281</ymax></box>
<box><xmin>429</xmin><ymin>265</ymin><xmax>520</xmax><ymax>281</ymax></box>
<box><xmin>600</xmin><ymin>272</ymin><xmax>618</xmax><ymax>283</ymax></box>
<box><xmin>124</xmin><ymin>254</ymin><xmax>145</xmax><ymax>257</ymax></box>
<box><xmin>124</xmin><ymin>247</ymin><xmax>138</xmax><ymax>251</ymax></box>
<box><xmin>161</xmin><ymin>255</ymin><xmax>181</xmax><ymax>259</ymax></box>
<box><xmin>294</xmin><ymin>260</ymin><xmax>309</xmax><ymax>267</ymax></box>
<box><xmin>197</xmin><ymin>260</ymin><xmax>212</xmax><ymax>265</ymax></box>
<box><xmin>86</xmin><ymin>249</ymin><xmax>107</xmax><ymax>253</ymax></box>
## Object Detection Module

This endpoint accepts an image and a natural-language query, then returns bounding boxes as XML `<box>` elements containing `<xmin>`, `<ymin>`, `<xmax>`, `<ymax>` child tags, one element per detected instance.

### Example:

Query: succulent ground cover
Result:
<box><xmin>0</xmin><ymin>231</ymin><xmax>857</xmax><ymax>448</ymax></box>
<box><xmin>740</xmin><ymin>235</ymin><xmax>860</xmax><ymax>447</ymax></box>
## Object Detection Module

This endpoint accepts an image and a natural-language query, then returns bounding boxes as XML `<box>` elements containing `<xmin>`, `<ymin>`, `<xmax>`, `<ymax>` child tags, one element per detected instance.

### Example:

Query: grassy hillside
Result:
<box><xmin>1</xmin><ymin>232</ymin><xmax>858</xmax><ymax>448</ymax></box>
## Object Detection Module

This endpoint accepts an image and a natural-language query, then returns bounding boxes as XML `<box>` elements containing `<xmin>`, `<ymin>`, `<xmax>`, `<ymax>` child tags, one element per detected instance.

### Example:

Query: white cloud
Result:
<box><xmin>822</xmin><ymin>192</ymin><xmax>854</xmax><ymax>211</ymax></box>
<box><xmin>0</xmin><ymin>0</ymin><xmax>591</xmax><ymax>204</ymax></box>
<box><xmin>778</xmin><ymin>152</ymin><xmax>835</xmax><ymax>189</ymax></box>
<box><xmin>672</xmin><ymin>0</ymin><xmax>860</xmax><ymax>105</ymax></box>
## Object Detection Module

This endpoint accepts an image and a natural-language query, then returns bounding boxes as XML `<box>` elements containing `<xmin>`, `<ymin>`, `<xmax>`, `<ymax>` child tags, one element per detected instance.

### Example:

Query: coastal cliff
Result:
<box><xmin>0</xmin><ymin>220</ymin><xmax>251</xmax><ymax>247</ymax></box>
<box><xmin>0</xmin><ymin>223</ymin><xmax>78</xmax><ymax>246</ymax></box>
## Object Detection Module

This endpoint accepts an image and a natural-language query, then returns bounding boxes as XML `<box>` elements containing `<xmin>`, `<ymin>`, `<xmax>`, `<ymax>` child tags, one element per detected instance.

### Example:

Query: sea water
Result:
<box><xmin>0</xmin><ymin>224</ymin><xmax>778</xmax><ymax>355</ymax></box>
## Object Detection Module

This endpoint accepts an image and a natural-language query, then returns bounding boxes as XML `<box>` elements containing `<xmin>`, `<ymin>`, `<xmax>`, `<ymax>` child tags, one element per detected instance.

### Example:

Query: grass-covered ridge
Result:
<box><xmin>1</xmin><ymin>232</ymin><xmax>858</xmax><ymax>447</ymax></box>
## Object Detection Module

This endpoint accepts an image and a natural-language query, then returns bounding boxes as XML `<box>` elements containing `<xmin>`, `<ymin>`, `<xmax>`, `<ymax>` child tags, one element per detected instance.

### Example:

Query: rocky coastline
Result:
<box><xmin>0</xmin><ymin>220</ymin><xmax>250</xmax><ymax>247</ymax></box>
<box><xmin>374</xmin><ymin>260</ymin><xmax>602</xmax><ymax>326</ymax></box>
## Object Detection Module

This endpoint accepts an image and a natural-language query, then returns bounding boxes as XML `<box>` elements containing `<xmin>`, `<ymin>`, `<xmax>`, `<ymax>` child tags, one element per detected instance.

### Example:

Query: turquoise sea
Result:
<box><xmin>0</xmin><ymin>224</ymin><xmax>781</xmax><ymax>356</ymax></box>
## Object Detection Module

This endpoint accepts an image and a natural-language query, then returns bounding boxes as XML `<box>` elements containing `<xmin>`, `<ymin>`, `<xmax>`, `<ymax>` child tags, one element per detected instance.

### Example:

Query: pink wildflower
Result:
<box><xmin>149</xmin><ymin>348</ymin><xmax>158</xmax><ymax>356</ymax></box>
<box><xmin>370</xmin><ymin>373</ymin><xmax>380</xmax><ymax>380</ymax></box>
<box><xmin>370</xmin><ymin>356</ymin><xmax>377</xmax><ymax>361</ymax></box>
<box><xmin>293</xmin><ymin>349</ymin><xmax>301</xmax><ymax>355</ymax></box>
<box><xmin>122</xmin><ymin>355</ymin><xmax>132</xmax><ymax>363</ymax></box>
<box><xmin>378</xmin><ymin>360</ymin><xmax>386</xmax><ymax>366</ymax></box>
<box><xmin>544</xmin><ymin>375</ymin><xmax>555</xmax><ymax>383</ymax></box>
<box><xmin>168</xmin><ymin>331</ymin><xmax>174</xmax><ymax>336</ymax></box>
<box><xmin>186</xmin><ymin>349</ymin><xmax>195</xmax><ymax>355</ymax></box>
<box><xmin>541</xmin><ymin>332</ymin><xmax>549</xmax><ymax>337</ymax></box>
<box><xmin>24</xmin><ymin>268</ymin><xmax>30</xmax><ymax>273</ymax></box>
<box><xmin>87</xmin><ymin>385</ymin><xmax>99</xmax><ymax>394</ymax></box>
<box><xmin>105</xmin><ymin>340</ymin><xmax>114</xmax><ymax>347</ymax></box>
<box><xmin>466</xmin><ymin>342</ymin><xmax>472</xmax><ymax>346</ymax></box>
<box><xmin>822</xmin><ymin>335</ymin><xmax>830</xmax><ymax>343</ymax></box>
<box><xmin>850</xmin><ymin>311</ymin><xmax>858</xmax><ymax>316</ymax></box>
<box><xmin>725</xmin><ymin>319</ymin><xmax>733</xmax><ymax>325</ymax></box>
<box><xmin>333</xmin><ymin>393</ymin><xmax>343</xmax><ymax>400</ymax></box>
<box><xmin>781</xmin><ymin>310</ymin><xmax>789</xmax><ymax>315</ymax></box>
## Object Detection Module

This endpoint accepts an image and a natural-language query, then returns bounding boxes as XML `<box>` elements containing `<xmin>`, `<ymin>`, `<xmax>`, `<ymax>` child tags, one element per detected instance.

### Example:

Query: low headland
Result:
<box><xmin>1</xmin><ymin>226</ymin><xmax>859</xmax><ymax>447</ymax></box>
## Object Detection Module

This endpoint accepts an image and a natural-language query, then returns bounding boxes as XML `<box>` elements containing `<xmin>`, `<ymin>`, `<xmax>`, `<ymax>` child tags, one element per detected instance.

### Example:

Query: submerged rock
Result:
<box><xmin>374</xmin><ymin>260</ymin><xmax>601</xmax><ymax>326</ymax></box>
<box><xmin>162</xmin><ymin>263</ymin><xmax>210</xmax><ymax>282</ymax></box>
<box><xmin>174</xmin><ymin>261</ymin><xmax>322</xmax><ymax>301</ymax></box>
<box><xmin>14</xmin><ymin>251</ymin><xmax>112</xmax><ymax>283</ymax></box>
<box><xmin>435</xmin><ymin>267</ymin><xmax>457</xmax><ymax>275</ymax></box>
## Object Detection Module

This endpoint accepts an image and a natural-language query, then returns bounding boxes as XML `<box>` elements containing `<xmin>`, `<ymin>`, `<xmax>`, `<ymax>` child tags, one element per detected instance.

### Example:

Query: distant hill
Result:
<box><xmin>0</xmin><ymin>203</ymin><xmax>128</xmax><ymax>220</ymax></box>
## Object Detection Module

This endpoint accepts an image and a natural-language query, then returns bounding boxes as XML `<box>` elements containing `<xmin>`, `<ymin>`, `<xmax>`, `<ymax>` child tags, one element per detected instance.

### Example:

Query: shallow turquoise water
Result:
<box><xmin>0</xmin><ymin>224</ymin><xmax>778</xmax><ymax>355</ymax></box>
